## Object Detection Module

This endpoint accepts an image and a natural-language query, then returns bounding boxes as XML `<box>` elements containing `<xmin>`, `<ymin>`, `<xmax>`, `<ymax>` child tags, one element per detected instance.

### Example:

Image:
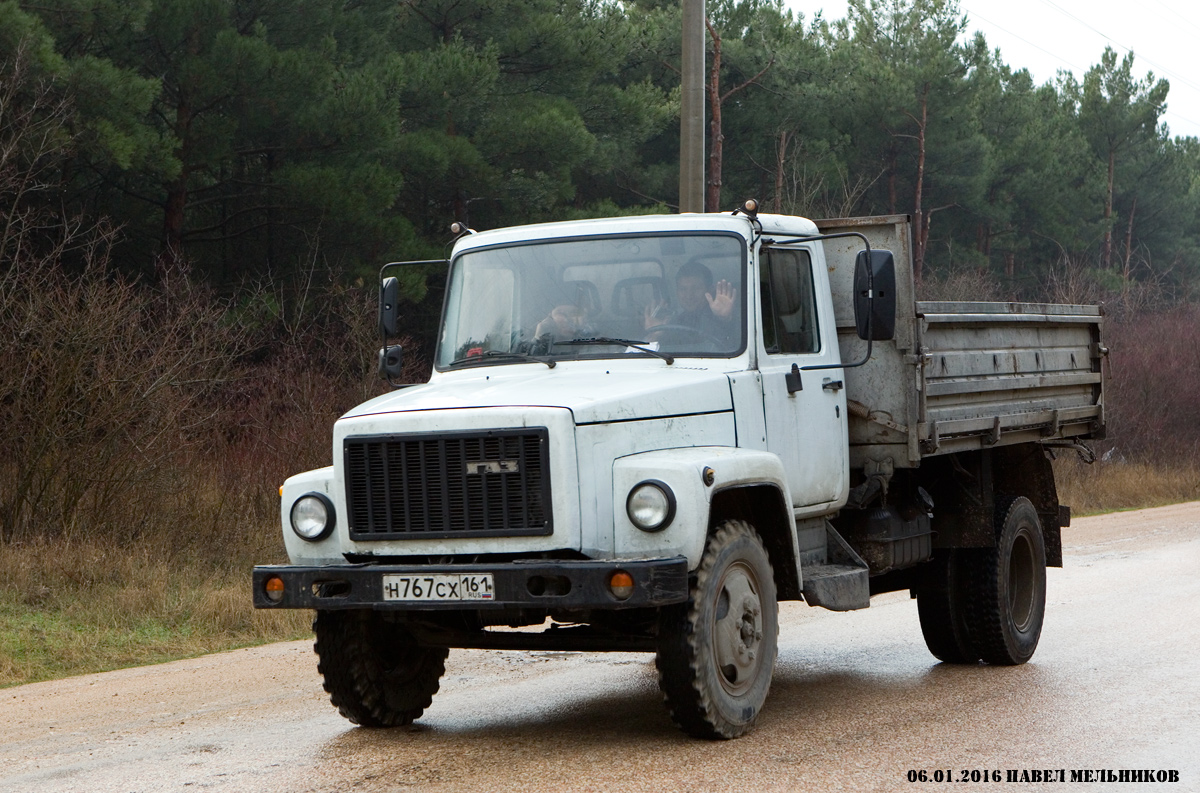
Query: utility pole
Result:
<box><xmin>679</xmin><ymin>0</ymin><xmax>705</xmax><ymax>213</ymax></box>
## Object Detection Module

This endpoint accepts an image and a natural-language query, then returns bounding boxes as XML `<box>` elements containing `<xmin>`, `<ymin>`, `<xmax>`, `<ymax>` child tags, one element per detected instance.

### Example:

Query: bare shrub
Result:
<box><xmin>176</xmin><ymin>274</ymin><xmax>423</xmax><ymax>565</ymax></box>
<box><xmin>1041</xmin><ymin>252</ymin><xmax>1177</xmax><ymax>321</ymax></box>
<box><xmin>1</xmin><ymin>209</ymin><xmax>418</xmax><ymax>564</ymax></box>
<box><xmin>777</xmin><ymin>137</ymin><xmax>881</xmax><ymax>221</ymax></box>
<box><xmin>0</xmin><ymin>258</ymin><xmax>244</xmax><ymax>544</ymax></box>
<box><xmin>916</xmin><ymin>266</ymin><xmax>1006</xmax><ymax>302</ymax></box>
<box><xmin>1037</xmin><ymin>253</ymin><xmax>1110</xmax><ymax>307</ymax></box>
<box><xmin>0</xmin><ymin>40</ymin><xmax>74</xmax><ymax>269</ymax></box>
<box><xmin>1100</xmin><ymin>304</ymin><xmax>1200</xmax><ymax>465</ymax></box>
<box><xmin>0</xmin><ymin>241</ymin><xmax>415</xmax><ymax>683</ymax></box>
<box><xmin>0</xmin><ymin>262</ymin><xmax>411</xmax><ymax>683</ymax></box>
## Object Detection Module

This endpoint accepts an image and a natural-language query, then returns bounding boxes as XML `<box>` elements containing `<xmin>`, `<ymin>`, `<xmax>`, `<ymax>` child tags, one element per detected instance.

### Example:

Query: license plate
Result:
<box><xmin>382</xmin><ymin>573</ymin><xmax>495</xmax><ymax>602</ymax></box>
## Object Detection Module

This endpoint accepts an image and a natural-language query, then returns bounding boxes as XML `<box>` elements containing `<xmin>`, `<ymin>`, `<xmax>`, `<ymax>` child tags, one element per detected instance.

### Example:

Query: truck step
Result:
<box><xmin>801</xmin><ymin>564</ymin><xmax>870</xmax><ymax>612</ymax></box>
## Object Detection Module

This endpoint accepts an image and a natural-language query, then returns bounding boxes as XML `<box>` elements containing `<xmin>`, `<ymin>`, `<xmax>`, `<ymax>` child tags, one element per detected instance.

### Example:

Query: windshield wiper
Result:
<box><xmin>448</xmin><ymin>350</ymin><xmax>556</xmax><ymax>368</ymax></box>
<box><xmin>555</xmin><ymin>337</ymin><xmax>674</xmax><ymax>365</ymax></box>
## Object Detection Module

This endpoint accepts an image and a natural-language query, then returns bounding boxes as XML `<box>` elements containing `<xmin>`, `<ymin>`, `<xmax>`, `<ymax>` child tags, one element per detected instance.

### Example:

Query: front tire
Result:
<box><xmin>314</xmin><ymin>610</ymin><xmax>448</xmax><ymax>727</ymax></box>
<box><xmin>656</xmin><ymin>520</ymin><xmax>779</xmax><ymax>739</ymax></box>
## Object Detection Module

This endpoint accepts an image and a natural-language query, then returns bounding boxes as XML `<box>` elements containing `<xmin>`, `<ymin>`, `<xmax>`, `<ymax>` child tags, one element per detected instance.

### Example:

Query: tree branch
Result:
<box><xmin>616</xmin><ymin>175</ymin><xmax>678</xmax><ymax>211</ymax></box>
<box><xmin>720</xmin><ymin>56</ymin><xmax>775</xmax><ymax>103</ymax></box>
<box><xmin>181</xmin><ymin>205</ymin><xmax>297</xmax><ymax>237</ymax></box>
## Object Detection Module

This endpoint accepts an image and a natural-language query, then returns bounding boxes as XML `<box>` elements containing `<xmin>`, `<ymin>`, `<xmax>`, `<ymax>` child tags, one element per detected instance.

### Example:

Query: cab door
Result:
<box><xmin>756</xmin><ymin>245</ymin><xmax>847</xmax><ymax>507</ymax></box>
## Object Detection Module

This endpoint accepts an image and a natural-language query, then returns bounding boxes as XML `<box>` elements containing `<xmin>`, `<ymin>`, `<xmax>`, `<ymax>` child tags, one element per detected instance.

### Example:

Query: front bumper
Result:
<box><xmin>252</xmin><ymin>557</ymin><xmax>689</xmax><ymax>611</ymax></box>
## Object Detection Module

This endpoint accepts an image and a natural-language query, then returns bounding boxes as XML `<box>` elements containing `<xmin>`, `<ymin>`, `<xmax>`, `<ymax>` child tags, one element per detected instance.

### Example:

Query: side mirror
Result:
<box><xmin>378</xmin><ymin>344</ymin><xmax>404</xmax><ymax>380</ymax></box>
<box><xmin>379</xmin><ymin>276</ymin><xmax>400</xmax><ymax>338</ymax></box>
<box><xmin>853</xmin><ymin>250</ymin><xmax>896</xmax><ymax>341</ymax></box>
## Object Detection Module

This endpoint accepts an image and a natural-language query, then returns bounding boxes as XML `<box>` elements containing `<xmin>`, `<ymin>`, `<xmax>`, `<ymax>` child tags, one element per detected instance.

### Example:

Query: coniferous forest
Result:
<box><xmin>3</xmin><ymin>0</ymin><xmax>1197</xmax><ymax>298</ymax></box>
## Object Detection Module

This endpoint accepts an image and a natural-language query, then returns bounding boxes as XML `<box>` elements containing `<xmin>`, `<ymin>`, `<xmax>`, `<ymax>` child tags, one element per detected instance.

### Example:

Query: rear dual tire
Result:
<box><xmin>917</xmin><ymin>496</ymin><xmax>1047</xmax><ymax>665</ymax></box>
<box><xmin>917</xmin><ymin>548</ymin><xmax>978</xmax><ymax>663</ymax></box>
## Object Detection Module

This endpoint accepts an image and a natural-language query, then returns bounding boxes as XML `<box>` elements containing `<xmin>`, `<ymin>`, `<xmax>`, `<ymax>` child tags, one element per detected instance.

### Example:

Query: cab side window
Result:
<box><xmin>760</xmin><ymin>247</ymin><xmax>820</xmax><ymax>354</ymax></box>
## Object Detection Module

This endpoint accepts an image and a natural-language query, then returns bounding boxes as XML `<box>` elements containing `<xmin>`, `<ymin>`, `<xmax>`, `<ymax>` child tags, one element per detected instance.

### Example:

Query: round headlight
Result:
<box><xmin>291</xmin><ymin>492</ymin><xmax>335</xmax><ymax>541</ymax></box>
<box><xmin>627</xmin><ymin>480</ymin><xmax>676</xmax><ymax>532</ymax></box>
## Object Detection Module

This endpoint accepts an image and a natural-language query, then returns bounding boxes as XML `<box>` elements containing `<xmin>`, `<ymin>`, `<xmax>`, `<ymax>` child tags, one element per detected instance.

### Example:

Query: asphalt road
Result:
<box><xmin>3</xmin><ymin>502</ymin><xmax>1198</xmax><ymax>793</ymax></box>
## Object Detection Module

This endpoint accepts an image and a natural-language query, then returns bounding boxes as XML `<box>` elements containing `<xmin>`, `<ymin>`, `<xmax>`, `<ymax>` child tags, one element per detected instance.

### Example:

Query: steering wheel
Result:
<box><xmin>647</xmin><ymin>324</ymin><xmax>724</xmax><ymax>349</ymax></box>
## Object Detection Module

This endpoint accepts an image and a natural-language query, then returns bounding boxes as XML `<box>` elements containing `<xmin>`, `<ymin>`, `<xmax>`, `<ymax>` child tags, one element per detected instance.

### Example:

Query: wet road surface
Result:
<box><xmin>3</xmin><ymin>502</ymin><xmax>1198</xmax><ymax>792</ymax></box>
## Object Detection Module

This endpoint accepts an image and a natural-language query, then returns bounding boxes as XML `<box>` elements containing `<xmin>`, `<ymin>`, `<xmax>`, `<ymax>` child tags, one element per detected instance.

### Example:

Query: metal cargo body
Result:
<box><xmin>814</xmin><ymin>216</ymin><xmax>1105</xmax><ymax>470</ymax></box>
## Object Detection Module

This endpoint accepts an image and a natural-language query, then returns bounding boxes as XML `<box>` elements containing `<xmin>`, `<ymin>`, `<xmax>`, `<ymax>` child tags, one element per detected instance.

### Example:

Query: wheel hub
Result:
<box><xmin>1009</xmin><ymin>530</ymin><xmax>1036</xmax><ymax>631</ymax></box>
<box><xmin>713</xmin><ymin>562</ymin><xmax>764</xmax><ymax>695</ymax></box>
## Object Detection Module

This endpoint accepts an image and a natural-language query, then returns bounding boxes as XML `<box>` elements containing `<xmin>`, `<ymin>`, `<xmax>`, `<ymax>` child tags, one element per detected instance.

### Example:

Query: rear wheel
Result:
<box><xmin>916</xmin><ymin>549</ymin><xmax>980</xmax><ymax>664</ymax></box>
<box><xmin>964</xmin><ymin>497</ymin><xmax>1047</xmax><ymax>665</ymax></box>
<box><xmin>314</xmin><ymin>610</ymin><xmax>448</xmax><ymax>727</ymax></box>
<box><xmin>656</xmin><ymin>520</ymin><xmax>778</xmax><ymax>739</ymax></box>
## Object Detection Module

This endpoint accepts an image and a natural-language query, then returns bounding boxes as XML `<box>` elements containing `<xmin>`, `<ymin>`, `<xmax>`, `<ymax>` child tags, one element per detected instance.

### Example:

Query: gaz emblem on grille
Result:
<box><xmin>466</xmin><ymin>459</ymin><xmax>519</xmax><ymax>475</ymax></box>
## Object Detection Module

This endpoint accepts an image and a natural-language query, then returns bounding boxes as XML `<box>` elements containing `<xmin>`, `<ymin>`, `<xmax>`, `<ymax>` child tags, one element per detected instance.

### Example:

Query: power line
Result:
<box><xmin>961</xmin><ymin>0</ymin><xmax>1200</xmax><ymax>135</ymax></box>
<box><xmin>1141</xmin><ymin>0</ymin><xmax>1200</xmax><ymax>39</ymax></box>
<box><xmin>960</xmin><ymin>3</ymin><xmax>1088</xmax><ymax>75</ymax></box>
<box><xmin>1037</xmin><ymin>0</ymin><xmax>1200</xmax><ymax>97</ymax></box>
<box><xmin>1159</xmin><ymin>109</ymin><xmax>1200</xmax><ymax>134</ymax></box>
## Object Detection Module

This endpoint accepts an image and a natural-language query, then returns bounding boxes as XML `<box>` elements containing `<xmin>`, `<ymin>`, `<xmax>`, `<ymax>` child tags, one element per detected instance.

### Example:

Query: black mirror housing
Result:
<box><xmin>378</xmin><ymin>344</ymin><xmax>404</xmax><ymax>381</ymax></box>
<box><xmin>853</xmin><ymin>250</ymin><xmax>896</xmax><ymax>341</ymax></box>
<box><xmin>379</xmin><ymin>276</ymin><xmax>400</xmax><ymax>338</ymax></box>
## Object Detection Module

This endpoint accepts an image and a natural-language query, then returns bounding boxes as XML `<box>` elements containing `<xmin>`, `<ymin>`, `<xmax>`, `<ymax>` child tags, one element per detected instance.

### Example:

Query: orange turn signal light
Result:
<box><xmin>265</xmin><ymin>576</ymin><xmax>285</xmax><ymax>602</ymax></box>
<box><xmin>609</xmin><ymin>571</ymin><xmax>635</xmax><ymax>600</ymax></box>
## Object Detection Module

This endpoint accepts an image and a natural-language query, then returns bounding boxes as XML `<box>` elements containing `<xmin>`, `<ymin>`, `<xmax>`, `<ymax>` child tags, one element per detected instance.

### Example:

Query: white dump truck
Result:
<box><xmin>253</xmin><ymin>206</ymin><xmax>1105</xmax><ymax>739</ymax></box>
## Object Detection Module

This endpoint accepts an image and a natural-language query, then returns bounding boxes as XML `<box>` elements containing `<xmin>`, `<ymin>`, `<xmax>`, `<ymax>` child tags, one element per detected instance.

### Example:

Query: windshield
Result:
<box><xmin>436</xmin><ymin>233</ymin><xmax>747</xmax><ymax>368</ymax></box>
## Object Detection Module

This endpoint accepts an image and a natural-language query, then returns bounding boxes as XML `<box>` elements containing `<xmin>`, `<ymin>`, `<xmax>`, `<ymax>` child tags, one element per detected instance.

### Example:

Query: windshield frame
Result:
<box><xmin>433</xmin><ymin>230</ymin><xmax>750</xmax><ymax>371</ymax></box>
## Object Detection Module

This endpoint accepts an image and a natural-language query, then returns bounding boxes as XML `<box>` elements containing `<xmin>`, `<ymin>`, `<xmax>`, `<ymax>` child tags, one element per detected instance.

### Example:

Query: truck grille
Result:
<box><xmin>343</xmin><ymin>429</ymin><xmax>552</xmax><ymax>540</ymax></box>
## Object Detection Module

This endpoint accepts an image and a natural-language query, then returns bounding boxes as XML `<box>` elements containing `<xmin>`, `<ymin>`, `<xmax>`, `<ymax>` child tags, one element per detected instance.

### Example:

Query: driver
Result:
<box><xmin>645</xmin><ymin>260</ymin><xmax>738</xmax><ymax>347</ymax></box>
<box><xmin>533</xmin><ymin>303</ymin><xmax>592</xmax><ymax>346</ymax></box>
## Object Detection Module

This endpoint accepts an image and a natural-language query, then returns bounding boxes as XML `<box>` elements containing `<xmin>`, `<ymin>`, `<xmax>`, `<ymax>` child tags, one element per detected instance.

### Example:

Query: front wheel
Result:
<box><xmin>314</xmin><ymin>610</ymin><xmax>448</xmax><ymax>727</ymax></box>
<box><xmin>656</xmin><ymin>520</ymin><xmax>779</xmax><ymax>739</ymax></box>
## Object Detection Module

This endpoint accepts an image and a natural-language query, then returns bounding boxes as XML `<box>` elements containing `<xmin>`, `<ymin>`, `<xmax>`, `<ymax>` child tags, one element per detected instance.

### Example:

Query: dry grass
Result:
<box><xmin>1053</xmin><ymin>458</ymin><xmax>1200</xmax><ymax>515</ymax></box>
<box><xmin>0</xmin><ymin>534</ymin><xmax>311</xmax><ymax>688</ymax></box>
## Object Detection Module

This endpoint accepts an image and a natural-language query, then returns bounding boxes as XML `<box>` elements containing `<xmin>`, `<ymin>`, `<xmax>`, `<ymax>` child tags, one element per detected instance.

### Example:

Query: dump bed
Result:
<box><xmin>813</xmin><ymin>216</ymin><xmax>1106</xmax><ymax>471</ymax></box>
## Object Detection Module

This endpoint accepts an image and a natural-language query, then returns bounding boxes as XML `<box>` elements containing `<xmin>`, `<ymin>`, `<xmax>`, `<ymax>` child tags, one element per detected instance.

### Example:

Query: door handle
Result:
<box><xmin>822</xmin><ymin>379</ymin><xmax>843</xmax><ymax>392</ymax></box>
<box><xmin>786</xmin><ymin>363</ymin><xmax>803</xmax><ymax>394</ymax></box>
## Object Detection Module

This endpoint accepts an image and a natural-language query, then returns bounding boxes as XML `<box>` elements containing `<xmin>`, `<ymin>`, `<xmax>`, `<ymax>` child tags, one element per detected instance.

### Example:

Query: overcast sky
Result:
<box><xmin>783</xmin><ymin>0</ymin><xmax>1200</xmax><ymax>140</ymax></box>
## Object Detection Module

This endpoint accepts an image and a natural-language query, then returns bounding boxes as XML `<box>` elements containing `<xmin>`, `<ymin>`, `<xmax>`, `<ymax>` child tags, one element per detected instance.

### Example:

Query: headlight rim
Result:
<box><xmin>626</xmin><ymin>479</ymin><xmax>677</xmax><ymax>532</ymax></box>
<box><xmin>290</xmin><ymin>491</ymin><xmax>336</xmax><ymax>541</ymax></box>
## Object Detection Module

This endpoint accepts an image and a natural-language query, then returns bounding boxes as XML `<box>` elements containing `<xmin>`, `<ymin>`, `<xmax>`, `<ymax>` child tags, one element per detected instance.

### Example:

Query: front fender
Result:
<box><xmin>612</xmin><ymin>447</ymin><xmax>794</xmax><ymax>570</ymax></box>
<box><xmin>280</xmin><ymin>466</ymin><xmax>340</xmax><ymax>565</ymax></box>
